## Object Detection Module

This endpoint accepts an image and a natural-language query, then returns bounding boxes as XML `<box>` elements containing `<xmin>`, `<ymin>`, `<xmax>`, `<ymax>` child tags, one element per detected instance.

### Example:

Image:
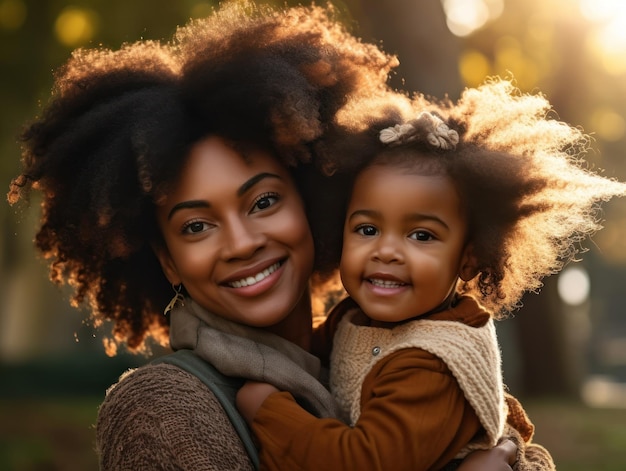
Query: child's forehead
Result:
<box><xmin>368</xmin><ymin>148</ymin><xmax>449</xmax><ymax>176</ymax></box>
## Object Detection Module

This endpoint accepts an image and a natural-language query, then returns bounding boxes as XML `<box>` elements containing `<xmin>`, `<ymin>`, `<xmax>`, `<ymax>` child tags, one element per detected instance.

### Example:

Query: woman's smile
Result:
<box><xmin>225</xmin><ymin>259</ymin><xmax>284</xmax><ymax>289</ymax></box>
<box><xmin>155</xmin><ymin>136</ymin><xmax>315</xmax><ymax>327</ymax></box>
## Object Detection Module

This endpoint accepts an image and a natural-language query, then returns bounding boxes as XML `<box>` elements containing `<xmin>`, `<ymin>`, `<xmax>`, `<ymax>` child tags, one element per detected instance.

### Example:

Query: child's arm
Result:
<box><xmin>237</xmin><ymin>348</ymin><xmax>480</xmax><ymax>471</ymax></box>
<box><xmin>237</xmin><ymin>381</ymin><xmax>279</xmax><ymax>424</ymax></box>
<box><xmin>237</xmin><ymin>383</ymin><xmax>518</xmax><ymax>471</ymax></box>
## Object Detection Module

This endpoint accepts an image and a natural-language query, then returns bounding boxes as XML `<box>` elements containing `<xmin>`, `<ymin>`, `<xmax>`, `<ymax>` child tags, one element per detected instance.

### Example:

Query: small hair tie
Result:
<box><xmin>379</xmin><ymin>111</ymin><xmax>459</xmax><ymax>150</ymax></box>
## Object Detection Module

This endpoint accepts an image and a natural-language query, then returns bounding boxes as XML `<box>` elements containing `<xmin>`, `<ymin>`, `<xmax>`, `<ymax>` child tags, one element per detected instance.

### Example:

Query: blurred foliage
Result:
<box><xmin>1</xmin><ymin>0</ymin><xmax>626</xmax><ymax>384</ymax></box>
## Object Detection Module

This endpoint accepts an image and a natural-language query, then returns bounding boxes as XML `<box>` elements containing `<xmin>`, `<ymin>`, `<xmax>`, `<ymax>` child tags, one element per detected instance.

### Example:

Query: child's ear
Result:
<box><xmin>151</xmin><ymin>241</ymin><xmax>181</xmax><ymax>285</ymax></box>
<box><xmin>459</xmin><ymin>244</ymin><xmax>479</xmax><ymax>282</ymax></box>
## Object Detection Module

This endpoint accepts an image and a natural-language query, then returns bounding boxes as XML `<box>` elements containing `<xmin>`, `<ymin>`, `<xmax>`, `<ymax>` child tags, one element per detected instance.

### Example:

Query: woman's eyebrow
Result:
<box><xmin>167</xmin><ymin>172</ymin><xmax>283</xmax><ymax>220</ymax></box>
<box><xmin>168</xmin><ymin>200</ymin><xmax>210</xmax><ymax>220</ymax></box>
<box><xmin>237</xmin><ymin>172</ymin><xmax>282</xmax><ymax>196</ymax></box>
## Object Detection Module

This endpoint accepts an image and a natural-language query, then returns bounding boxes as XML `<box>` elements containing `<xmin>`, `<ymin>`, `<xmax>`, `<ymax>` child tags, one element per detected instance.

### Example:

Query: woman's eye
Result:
<box><xmin>182</xmin><ymin>221</ymin><xmax>210</xmax><ymax>234</ymax></box>
<box><xmin>410</xmin><ymin>230</ymin><xmax>434</xmax><ymax>241</ymax></box>
<box><xmin>356</xmin><ymin>225</ymin><xmax>378</xmax><ymax>236</ymax></box>
<box><xmin>251</xmin><ymin>193</ymin><xmax>280</xmax><ymax>213</ymax></box>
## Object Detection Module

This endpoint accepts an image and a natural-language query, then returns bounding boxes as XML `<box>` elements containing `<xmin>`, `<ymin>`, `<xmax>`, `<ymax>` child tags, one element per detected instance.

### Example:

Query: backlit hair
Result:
<box><xmin>7</xmin><ymin>2</ymin><xmax>397</xmax><ymax>353</ymax></box>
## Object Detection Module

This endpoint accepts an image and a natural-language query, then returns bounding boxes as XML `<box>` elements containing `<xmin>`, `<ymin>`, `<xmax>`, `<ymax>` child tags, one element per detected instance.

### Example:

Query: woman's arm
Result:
<box><xmin>456</xmin><ymin>440</ymin><xmax>516</xmax><ymax>471</ymax></box>
<box><xmin>97</xmin><ymin>363</ymin><xmax>254</xmax><ymax>471</ymax></box>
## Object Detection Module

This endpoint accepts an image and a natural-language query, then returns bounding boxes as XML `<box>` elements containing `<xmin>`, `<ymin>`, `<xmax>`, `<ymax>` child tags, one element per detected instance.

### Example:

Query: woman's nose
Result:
<box><xmin>220</xmin><ymin>216</ymin><xmax>266</xmax><ymax>260</ymax></box>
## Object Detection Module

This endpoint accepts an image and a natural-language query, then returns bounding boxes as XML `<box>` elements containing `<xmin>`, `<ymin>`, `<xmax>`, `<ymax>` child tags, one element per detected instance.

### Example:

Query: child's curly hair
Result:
<box><xmin>6</xmin><ymin>1</ymin><xmax>398</xmax><ymax>354</ymax></box>
<box><xmin>330</xmin><ymin>79</ymin><xmax>626</xmax><ymax>315</ymax></box>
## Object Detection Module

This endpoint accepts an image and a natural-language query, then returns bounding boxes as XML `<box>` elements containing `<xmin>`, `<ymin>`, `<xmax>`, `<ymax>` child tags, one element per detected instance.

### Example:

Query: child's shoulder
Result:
<box><xmin>426</xmin><ymin>296</ymin><xmax>491</xmax><ymax>327</ymax></box>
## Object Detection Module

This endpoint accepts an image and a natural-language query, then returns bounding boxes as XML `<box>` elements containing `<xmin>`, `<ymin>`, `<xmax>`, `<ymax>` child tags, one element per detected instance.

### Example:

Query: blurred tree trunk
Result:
<box><xmin>345</xmin><ymin>0</ymin><xmax>462</xmax><ymax>98</ymax></box>
<box><xmin>514</xmin><ymin>278</ymin><xmax>580</xmax><ymax>397</ymax></box>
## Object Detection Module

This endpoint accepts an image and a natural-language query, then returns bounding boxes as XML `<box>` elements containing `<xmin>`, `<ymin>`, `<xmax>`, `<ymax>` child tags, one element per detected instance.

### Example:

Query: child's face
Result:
<box><xmin>155</xmin><ymin>136</ymin><xmax>315</xmax><ymax>327</ymax></box>
<box><xmin>340</xmin><ymin>163</ymin><xmax>473</xmax><ymax>322</ymax></box>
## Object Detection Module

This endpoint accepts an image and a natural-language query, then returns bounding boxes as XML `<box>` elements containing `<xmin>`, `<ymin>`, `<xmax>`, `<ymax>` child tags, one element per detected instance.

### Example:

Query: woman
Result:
<box><xmin>8</xmin><ymin>2</ymin><xmax>519</xmax><ymax>469</ymax></box>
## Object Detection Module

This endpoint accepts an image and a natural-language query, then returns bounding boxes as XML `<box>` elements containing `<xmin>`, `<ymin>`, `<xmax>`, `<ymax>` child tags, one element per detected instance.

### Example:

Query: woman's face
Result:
<box><xmin>155</xmin><ymin>136</ymin><xmax>315</xmax><ymax>327</ymax></box>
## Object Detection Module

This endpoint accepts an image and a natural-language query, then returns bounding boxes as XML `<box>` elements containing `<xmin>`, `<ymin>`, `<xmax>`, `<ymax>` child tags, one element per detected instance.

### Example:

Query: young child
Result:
<box><xmin>236</xmin><ymin>79</ymin><xmax>626</xmax><ymax>470</ymax></box>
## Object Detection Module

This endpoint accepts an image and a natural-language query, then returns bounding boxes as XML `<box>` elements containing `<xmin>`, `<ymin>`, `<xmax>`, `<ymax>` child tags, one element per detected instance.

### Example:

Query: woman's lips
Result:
<box><xmin>227</xmin><ymin>261</ymin><xmax>282</xmax><ymax>288</ymax></box>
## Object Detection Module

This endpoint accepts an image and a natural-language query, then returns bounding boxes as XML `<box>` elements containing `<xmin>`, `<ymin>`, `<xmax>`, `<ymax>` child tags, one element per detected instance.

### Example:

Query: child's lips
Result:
<box><xmin>368</xmin><ymin>278</ymin><xmax>407</xmax><ymax>288</ymax></box>
<box><xmin>365</xmin><ymin>272</ymin><xmax>408</xmax><ymax>287</ymax></box>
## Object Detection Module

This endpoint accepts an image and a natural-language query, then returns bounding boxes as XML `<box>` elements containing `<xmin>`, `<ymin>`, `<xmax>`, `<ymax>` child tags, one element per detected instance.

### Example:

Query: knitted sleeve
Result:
<box><xmin>96</xmin><ymin>363</ymin><xmax>254</xmax><ymax>471</ymax></box>
<box><xmin>251</xmin><ymin>349</ymin><xmax>481</xmax><ymax>471</ymax></box>
<box><xmin>504</xmin><ymin>394</ymin><xmax>556</xmax><ymax>471</ymax></box>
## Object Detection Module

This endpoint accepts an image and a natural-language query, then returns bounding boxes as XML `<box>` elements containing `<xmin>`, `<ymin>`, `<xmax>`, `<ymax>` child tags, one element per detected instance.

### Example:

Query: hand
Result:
<box><xmin>456</xmin><ymin>439</ymin><xmax>517</xmax><ymax>471</ymax></box>
<box><xmin>236</xmin><ymin>380</ymin><xmax>279</xmax><ymax>424</ymax></box>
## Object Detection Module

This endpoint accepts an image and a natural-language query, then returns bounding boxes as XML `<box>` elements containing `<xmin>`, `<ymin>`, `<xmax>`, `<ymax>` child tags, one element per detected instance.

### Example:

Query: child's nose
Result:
<box><xmin>372</xmin><ymin>234</ymin><xmax>404</xmax><ymax>264</ymax></box>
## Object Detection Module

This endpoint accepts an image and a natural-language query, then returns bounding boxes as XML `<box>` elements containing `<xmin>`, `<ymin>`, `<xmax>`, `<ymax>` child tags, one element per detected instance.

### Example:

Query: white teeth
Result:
<box><xmin>370</xmin><ymin>278</ymin><xmax>404</xmax><ymax>288</ymax></box>
<box><xmin>229</xmin><ymin>262</ymin><xmax>281</xmax><ymax>288</ymax></box>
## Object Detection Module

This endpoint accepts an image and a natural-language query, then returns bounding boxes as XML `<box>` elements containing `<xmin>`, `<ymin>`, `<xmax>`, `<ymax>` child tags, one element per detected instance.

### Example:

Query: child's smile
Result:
<box><xmin>340</xmin><ymin>162</ymin><xmax>474</xmax><ymax>323</ymax></box>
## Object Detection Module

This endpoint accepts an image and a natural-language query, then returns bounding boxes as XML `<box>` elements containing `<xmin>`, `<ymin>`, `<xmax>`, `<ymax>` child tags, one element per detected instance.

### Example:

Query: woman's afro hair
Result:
<box><xmin>7</xmin><ymin>1</ymin><xmax>399</xmax><ymax>354</ymax></box>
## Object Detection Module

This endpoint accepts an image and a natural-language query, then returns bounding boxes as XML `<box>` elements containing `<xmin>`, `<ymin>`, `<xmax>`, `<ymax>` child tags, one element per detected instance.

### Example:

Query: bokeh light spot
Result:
<box><xmin>493</xmin><ymin>36</ymin><xmax>539</xmax><ymax>90</ymax></box>
<box><xmin>442</xmin><ymin>0</ymin><xmax>503</xmax><ymax>37</ymax></box>
<box><xmin>54</xmin><ymin>7</ymin><xmax>99</xmax><ymax>47</ymax></box>
<box><xmin>579</xmin><ymin>0</ymin><xmax>626</xmax><ymax>23</ymax></box>
<box><xmin>590</xmin><ymin>107</ymin><xmax>625</xmax><ymax>142</ymax></box>
<box><xmin>557</xmin><ymin>266</ymin><xmax>590</xmax><ymax>306</ymax></box>
<box><xmin>442</xmin><ymin>0</ymin><xmax>489</xmax><ymax>37</ymax></box>
<box><xmin>459</xmin><ymin>49</ymin><xmax>491</xmax><ymax>87</ymax></box>
<box><xmin>0</xmin><ymin>0</ymin><xmax>26</xmax><ymax>32</ymax></box>
<box><xmin>580</xmin><ymin>0</ymin><xmax>626</xmax><ymax>74</ymax></box>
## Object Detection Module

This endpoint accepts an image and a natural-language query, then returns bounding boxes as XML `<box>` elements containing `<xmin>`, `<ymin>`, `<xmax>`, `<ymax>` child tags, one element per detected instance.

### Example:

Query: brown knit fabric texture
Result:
<box><xmin>96</xmin><ymin>363</ymin><xmax>254</xmax><ymax>471</ymax></box>
<box><xmin>504</xmin><ymin>394</ymin><xmax>557</xmax><ymax>471</ymax></box>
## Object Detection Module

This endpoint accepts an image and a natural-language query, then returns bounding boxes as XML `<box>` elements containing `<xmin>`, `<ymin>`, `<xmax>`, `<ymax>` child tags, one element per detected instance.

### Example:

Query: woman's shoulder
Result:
<box><xmin>96</xmin><ymin>361</ymin><xmax>254</xmax><ymax>471</ymax></box>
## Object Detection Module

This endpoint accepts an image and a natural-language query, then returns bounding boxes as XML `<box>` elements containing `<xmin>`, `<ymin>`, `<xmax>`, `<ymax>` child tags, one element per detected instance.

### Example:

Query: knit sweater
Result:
<box><xmin>250</xmin><ymin>296</ymin><xmax>556</xmax><ymax>470</ymax></box>
<box><xmin>96</xmin><ymin>299</ymin><xmax>338</xmax><ymax>471</ymax></box>
<box><xmin>96</xmin><ymin>363</ymin><xmax>255</xmax><ymax>470</ymax></box>
<box><xmin>96</xmin><ymin>297</ymin><xmax>555</xmax><ymax>470</ymax></box>
<box><xmin>330</xmin><ymin>301</ymin><xmax>504</xmax><ymax>450</ymax></box>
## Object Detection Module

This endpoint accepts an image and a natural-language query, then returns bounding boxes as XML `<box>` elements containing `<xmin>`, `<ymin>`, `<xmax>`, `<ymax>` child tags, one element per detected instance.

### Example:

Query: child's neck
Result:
<box><xmin>362</xmin><ymin>292</ymin><xmax>459</xmax><ymax>329</ymax></box>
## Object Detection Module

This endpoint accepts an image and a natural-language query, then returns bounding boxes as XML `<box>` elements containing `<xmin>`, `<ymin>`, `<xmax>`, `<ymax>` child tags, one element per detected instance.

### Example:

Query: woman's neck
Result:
<box><xmin>263</xmin><ymin>291</ymin><xmax>313</xmax><ymax>351</ymax></box>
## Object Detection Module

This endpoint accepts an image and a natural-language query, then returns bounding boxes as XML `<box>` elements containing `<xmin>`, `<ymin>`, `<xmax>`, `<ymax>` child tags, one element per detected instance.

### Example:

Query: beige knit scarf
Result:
<box><xmin>168</xmin><ymin>299</ymin><xmax>340</xmax><ymax>418</ymax></box>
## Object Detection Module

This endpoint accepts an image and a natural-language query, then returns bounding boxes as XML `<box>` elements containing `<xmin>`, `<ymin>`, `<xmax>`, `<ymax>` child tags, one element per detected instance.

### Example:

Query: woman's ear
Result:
<box><xmin>151</xmin><ymin>241</ymin><xmax>181</xmax><ymax>285</ymax></box>
<box><xmin>459</xmin><ymin>244</ymin><xmax>479</xmax><ymax>282</ymax></box>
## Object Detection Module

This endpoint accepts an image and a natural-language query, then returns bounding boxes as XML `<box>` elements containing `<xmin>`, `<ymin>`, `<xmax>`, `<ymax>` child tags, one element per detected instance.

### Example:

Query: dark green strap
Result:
<box><xmin>152</xmin><ymin>349</ymin><xmax>260</xmax><ymax>470</ymax></box>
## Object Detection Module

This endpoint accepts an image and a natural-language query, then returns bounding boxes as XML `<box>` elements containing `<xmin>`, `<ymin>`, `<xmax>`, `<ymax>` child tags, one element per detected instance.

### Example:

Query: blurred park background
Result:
<box><xmin>1</xmin><ymin>0</ymin><xmax>626</xmax><ymax>469</ymax></box>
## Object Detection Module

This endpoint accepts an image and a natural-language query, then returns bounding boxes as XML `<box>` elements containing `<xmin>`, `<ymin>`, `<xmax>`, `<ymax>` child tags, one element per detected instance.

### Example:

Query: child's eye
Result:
<box><xmin>356</xmin><ymin>224</ymin><xmax>378</xmax><ymax>237</ymax></box>
<box><xmin>409</xmin><ymin>230</ymin><xmax>434</xmax><ymax>241</ymax></box>
<box><xmin>182</xmin><ymin>220</ymin><xmax>212</xmax><ymax>234</ymax></box>
<box><xmin>251</xmin><ymin>193</ymin><xmax>280</xmax><ymax>213</ymax></box>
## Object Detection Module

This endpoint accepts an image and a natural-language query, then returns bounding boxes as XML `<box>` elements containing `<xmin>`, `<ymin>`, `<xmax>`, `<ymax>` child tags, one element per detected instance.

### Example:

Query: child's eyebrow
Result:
<box><xmin>405</xmin><ymin>213</ymin><xmax>450</xmax><ymax>230</ymax></box>
<box><xmin>347</xmin><ymin>209</ymin><xmax>380</xmax><ymax>221</ymax></box>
